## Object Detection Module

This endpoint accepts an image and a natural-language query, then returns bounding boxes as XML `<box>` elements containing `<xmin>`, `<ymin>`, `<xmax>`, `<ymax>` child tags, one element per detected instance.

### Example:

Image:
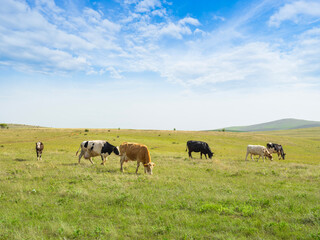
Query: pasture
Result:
<box><xmin>0</xmin><ymin>127</ymin><xmax>320</xmax><ymax>239</ymax></box>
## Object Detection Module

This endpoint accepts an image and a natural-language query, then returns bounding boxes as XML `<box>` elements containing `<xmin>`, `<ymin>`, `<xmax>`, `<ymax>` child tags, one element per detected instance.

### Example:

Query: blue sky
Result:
<box><xmin>1</xmin><ymin>0</ymin><xmax>320</xmax><ymax>130</ymax></box>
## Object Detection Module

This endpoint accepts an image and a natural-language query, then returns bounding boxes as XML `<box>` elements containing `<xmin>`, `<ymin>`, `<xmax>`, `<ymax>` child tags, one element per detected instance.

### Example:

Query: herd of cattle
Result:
<box><xmin>35</xmin><ymin>140</ymin><xmax>286</xmax><ymax>175</ymax></box>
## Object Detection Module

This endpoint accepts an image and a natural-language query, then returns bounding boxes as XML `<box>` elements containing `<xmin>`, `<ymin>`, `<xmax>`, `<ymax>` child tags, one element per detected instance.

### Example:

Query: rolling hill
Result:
<box><xmin>220</xmin><ymin>118</ymin><xmax>320</xmax><ymax>132</ymax></box>
<box><xmin>1</xmin><ymin>123</ymin><xmax>45</xmax><ymax>129</ymax></box>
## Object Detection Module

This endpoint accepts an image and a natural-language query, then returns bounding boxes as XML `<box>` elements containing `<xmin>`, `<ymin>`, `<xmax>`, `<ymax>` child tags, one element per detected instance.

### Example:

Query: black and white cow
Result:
<box><xmin>76</xmin><ymin>140</ymin><xmax>119</xmax><ymax>165</ymax></box>
<box><xmin>267</xmin><ymin>142</ymin><xmax>286</xmax><ymax>160</ymax></box>
<box><xmin>186</xmin><ymin>140</ymin><xmax>214</xmax><ymax>159</ymax></box>
<box><xmin>36</xmin><ymin>141</ymin><xmax>44</xmax><ymax>161</ymax></box>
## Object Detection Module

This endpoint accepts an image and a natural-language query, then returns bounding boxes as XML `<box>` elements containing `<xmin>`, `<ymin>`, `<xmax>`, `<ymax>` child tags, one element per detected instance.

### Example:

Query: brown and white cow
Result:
<box><xmin>76</xmin><ymin>140</ymin><xmax>119</xmax><ymax>165</ymax></box>
<box><xmin>36</xmin><ymin>141</ymin><xmax>44</xmax><ymax>161</ymax></box>
<box><xmin>119</xmin><ymin>142</ymin><xmax>155</xmax><ymax>174</ymax></box>
<box><xmin>245</xmin><ymin>145</ymin><xmax>273</xmax><ymax>162</ymax></box>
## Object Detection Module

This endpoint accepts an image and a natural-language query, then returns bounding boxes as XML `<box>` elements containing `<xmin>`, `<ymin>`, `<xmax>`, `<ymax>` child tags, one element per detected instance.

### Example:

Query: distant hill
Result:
<box><xmin>219</xmin><ymin>118</ymin><xmax>320</xmax><ymax>132</ymax></box>
<box><xmin>1</xmin><ymin>123</ymin><xmax>45</xmax><ymax>129</ymax></box>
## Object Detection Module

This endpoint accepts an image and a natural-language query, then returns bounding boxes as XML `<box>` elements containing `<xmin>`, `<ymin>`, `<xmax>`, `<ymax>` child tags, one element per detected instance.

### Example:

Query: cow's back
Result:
<box><xmin>247</xmin><ymin>145</ymin><xmax>265</xmax><ymax>155</ymax></box>
<box><xmin>120</xmin><ymin>142</ymin><xmax>151</xmax><ymax>163</ymax></box>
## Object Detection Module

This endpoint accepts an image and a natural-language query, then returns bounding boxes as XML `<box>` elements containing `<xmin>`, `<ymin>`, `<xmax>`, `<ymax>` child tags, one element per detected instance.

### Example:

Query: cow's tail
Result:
<box><xmin>75</xmin><ymin>144</ymin><xmax>81</xmax><ymax>156</ymax></box>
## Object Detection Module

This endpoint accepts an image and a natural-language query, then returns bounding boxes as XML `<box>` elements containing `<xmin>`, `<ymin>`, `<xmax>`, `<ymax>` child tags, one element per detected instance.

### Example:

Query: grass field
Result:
<box><xmin>0</xmin><ymin>127</ymin><xmax>320</xmax><ymax>239</ymax></box>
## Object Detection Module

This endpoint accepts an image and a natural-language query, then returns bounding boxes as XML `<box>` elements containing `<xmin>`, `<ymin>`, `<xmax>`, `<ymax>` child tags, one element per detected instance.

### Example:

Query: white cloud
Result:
<box><xmin>1</xmin><ymin>0</ymin><xmax>320</xmax><ymax>129</ymax></box>
<box><xmin>0</xmin><ymin>0</ymin><xmax>319</xmax><ymax>93</ymax></box>
<box><xmin>156</xmin><ymin>41</ymin><xmax>301</xmax><ymax>88</ymax></box>
<box><xmin>0</xmin><ymin>0</ymin><xmax>123</xmax><ymax>74</ymax></box>
<box><xmin>179</xmin><ymin>17</ymin><xmax>200</xmax><ymax>26</ymax></box>
<box><xmin>135</xmin><ymin>0</ymin><xmax>161</xmax><ymax>13</ymax></box>
<box><xmin>213</xmin><ymin>15</ymin><xmax>226</xmax><ymax>21</ymax></box>
<box><xmin>269</xmin><ymin>1</ymin><xmax>320</xmax><ymax>27</ymax></box>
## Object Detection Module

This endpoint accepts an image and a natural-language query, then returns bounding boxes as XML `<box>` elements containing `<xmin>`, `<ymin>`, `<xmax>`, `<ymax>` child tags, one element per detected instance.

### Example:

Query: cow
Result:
<box><xmin>267</xmin><ymin>143</ymin><xmax>286</xmax><ymax>160</ymax></box>
<box><xmin>36</xmin><ymin>141</ymin><xmax>44</xmax><ymax>161</ymax></box>
<box><xmin>119</xmin><ymin>142</ymin><xmax>155</xmax><ymax>174</ymax></box>
<box><xmin>245</xmin><ymin>145</ymin><xmax>273</xmax><ymax>162</ymax></box>
<box><xmin>186</xmin><ymin>140</ymin><xmax>213</xmax><ymax>159</ymax></box>
<box><xmin>76</xmin><ymin>140</ymin><xmax>119</xmax><ymax>165</ymax></box>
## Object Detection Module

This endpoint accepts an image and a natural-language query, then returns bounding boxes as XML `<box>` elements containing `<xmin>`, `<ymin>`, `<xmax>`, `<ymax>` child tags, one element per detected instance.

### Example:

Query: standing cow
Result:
<box><xmin>245</xmin><ymin>145</ymin><xmax>273</xmax><ymax>162</ymax></box>
<box><xmin>36</xmin><ymin>141</ymin><xmax>44</xmax><ymax>161</ymax></box>
<box><xmin>119</xmin><ymin>142</ymin><xmax>155</xmax><ymax>174</ymax></box>
<box><xmin>186</xmin><ymin>140</ymin><xmax>213</xmax><ymax>159</ymax></box>
<box><xmin>267</xmin><ymin>143</ymin><xmax>286</xmax><ymax>160</ymax></box>
<box><xmin>76</xmin><ymin>140</ymin><xmax>119</xmax><ymax>165</ymax></box>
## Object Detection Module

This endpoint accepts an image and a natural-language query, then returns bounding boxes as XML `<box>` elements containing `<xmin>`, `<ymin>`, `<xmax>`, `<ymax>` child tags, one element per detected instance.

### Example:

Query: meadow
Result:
<box><xmin>0</xmin><ymin>127</ymin><xmax>320</xmax><ymax>239</ymax></box>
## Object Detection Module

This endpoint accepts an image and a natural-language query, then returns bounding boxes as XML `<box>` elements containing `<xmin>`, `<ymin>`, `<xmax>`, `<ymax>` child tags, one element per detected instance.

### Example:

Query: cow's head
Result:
<box><xmin>208</xmin><ymin>151</ymin><xmax>214</xmax><ymax>159</ymax></box>
<box><xmin>144</xmin><ymin>162</ymin><xmax>155</xmax><ymax>175</ymax></box>
<box><xmin>281</xmin><ymin>152</ymin><xmax>286</xmax><ymax>160</ymax></box>
<box><xmin>36</xmin><ymin>142</ymin><xmax>41</xmax><ymax>149</ymax></box>
<box><xmin>113</xmin><ymin>146</ymin><xmax>120</xmax><ymax>155</ymax></box>
<box><xmin>264</xmin><ymin>149</ymin><xmax>273</xmax><ymax>160</ymax></box>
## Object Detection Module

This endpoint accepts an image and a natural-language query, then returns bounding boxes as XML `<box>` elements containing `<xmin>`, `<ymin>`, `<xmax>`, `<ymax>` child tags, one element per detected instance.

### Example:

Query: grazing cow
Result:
<box><xmin>119</xmin><ymin>142</ymin><xmax>155</xmax><ymax>174</ymax></box>
<box><xmin>76</xmin><ymin>140</ymin><xmax>119</xmax><ymax>165</ymax></box>
<box><xmin>245</xmin><ymin>145</ymin><xmax>273</xmax><ymax>162</ymax></box>
<box><xmin>267</xmin><ymin>143</ymin><xmax>286</xmax><ymax>160</ymax></box>
<box><xmin>36</xmin><ymin>141</ymin><xmax>44</xmax><ymax>161</ymax></box>
<box><xmin>186</xmin><ymin>140</ymin><xmax>213</xmax><ymax>159</ymax></box>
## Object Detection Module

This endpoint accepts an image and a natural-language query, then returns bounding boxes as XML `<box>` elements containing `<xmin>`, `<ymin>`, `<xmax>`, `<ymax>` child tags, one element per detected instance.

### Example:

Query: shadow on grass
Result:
<box><xmin>14</xmin><ymin>158</ymin><xmax>28</xmax><ymax>162</ymax></box>
<box><xmin>95</xmin><ymin>168</ymin><xmax>119</xmax><ymax>174</ymax></box>
<box><xmin>61</xmin><ymin>163</ymin><xmax>79</xmax><ymax>166</ymax></box>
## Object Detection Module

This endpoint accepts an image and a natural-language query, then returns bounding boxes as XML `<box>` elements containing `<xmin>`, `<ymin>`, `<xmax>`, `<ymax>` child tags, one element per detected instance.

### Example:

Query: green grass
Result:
<box><xmin>0</xmin><ymin>127</ymin><xmax>320</xmax><ymax>239</ymax></box>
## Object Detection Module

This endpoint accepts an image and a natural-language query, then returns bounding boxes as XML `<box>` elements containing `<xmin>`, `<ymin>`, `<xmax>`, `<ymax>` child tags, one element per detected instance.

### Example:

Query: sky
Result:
<box><xmin>0</xmin><ymin>0</ymin><xmax>320</xmax><ymax>130</ymax></box>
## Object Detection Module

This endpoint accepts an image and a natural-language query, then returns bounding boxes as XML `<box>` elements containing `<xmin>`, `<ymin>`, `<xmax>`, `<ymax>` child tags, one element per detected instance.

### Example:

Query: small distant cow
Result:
<box><xmin>186</xmin><ymin>140</ymin><xmax>213</xmax><ymax>159</ymax></box>
<box><xmin>245</xmin><ymin>145</ymin><xmax>273</xmax><ymax>162</ymax></box>
<box><xmin>76</xmin><ymin>140</ymin><xmax>119</xmax><ymax>165</ymax></box>
<box><xmin>267</xmin><ymin>143</ymin><xmax>286</xmax><ymax>160</ymax></box>
<box><xmin>119</xmin><ymin>142</ymin><xmax>155</xmax><ymax>174</ymax></box>
<box><xmin>36</xmin><ymin>141</ymin><xmax>44</xmax><ymax>161</ymax></box>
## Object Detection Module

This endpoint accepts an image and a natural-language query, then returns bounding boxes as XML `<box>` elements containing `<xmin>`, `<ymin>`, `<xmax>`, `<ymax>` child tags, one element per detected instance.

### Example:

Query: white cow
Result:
<box><xmin>76</xmin><ymin>140</ymin><xmax>119</xmax><ymax>165</ymax></box>
<box><xmin>245</xmin><ymin>145</ymin><xmax>273</xmax><ymax>162</ymax></box>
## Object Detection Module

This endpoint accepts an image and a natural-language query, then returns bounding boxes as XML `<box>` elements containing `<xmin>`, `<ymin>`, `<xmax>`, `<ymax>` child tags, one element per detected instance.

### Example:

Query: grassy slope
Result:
<box><xmin>225</xmin><ymin>118</ymin><xmax>320</xmax><ymax>132</ymax></box>
<box><xmin>0</xmin><ymin>127</ymin><xmax>320</xmax><ymax>239</ymax></box>
<box><xmin>4</xmin><ymin>124</ymin><xmax>45</xmax><ymax>129</ymax></box>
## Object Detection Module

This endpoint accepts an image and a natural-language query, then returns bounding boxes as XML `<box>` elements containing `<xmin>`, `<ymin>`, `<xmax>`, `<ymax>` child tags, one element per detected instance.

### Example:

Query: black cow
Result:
<box><xmin>186</xmin><ymin>140</ymin><xmax>213</xmax><ymax>159</ymax></box>
<box><xmin>266</xmin><ymin>143</ymin><xmax>286</xmax><ymax>160</ymax></box>
<box><xmin>36</xmin><ymin>141</ymin><xmax>44</xmax><ymax>161</ymax></box>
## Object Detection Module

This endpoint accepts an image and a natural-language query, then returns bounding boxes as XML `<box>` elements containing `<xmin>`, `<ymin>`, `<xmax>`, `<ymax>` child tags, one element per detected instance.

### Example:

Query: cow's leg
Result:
<box><xmin>136</xmin><ymin>162</ymin><xmax>140</xmax><ymax>174</ymax></box>
<box><xmin>257</xmin><ymin>155</ymin><xmax>261</xmax><ymax>162</ymax></box>
<box><xmin>250</xmin><ymin>154</ymin><xmax>254</xmax><ymax>161</ymax></box>
<box><xmin>101</xmin><ymin>155</ymin><xmax>105</xmax><ymax>165</ymax></box>
<box><xmin>36</xmin><ymin>152</ymin><xmax>39</xmax><ymax>161</ymax></box>
<box><xmin>200</xmin><ymin>152</ymin><xmax>202</xmax><ymax>159</ymax></box>
<box><xmin>205</xmin><ymin>154</ymin><xmax>207</xmax><ymax>159</ymax></box>
<box><xmin>78</xmin><ymin>151</ymin><xmax>84</xmax><ymax>164</ymax></box>
<box><xmin>278</xmin><ymin>152</ymin><xmax>281</xmax><ymax>160</ymax></box>
<box><xmin>39</xmin><ymin>152</ymin><xmax>42</xmax><ymax>161</ymax></box>
<box><xmin>120</xmin><ymin>156</ymin><xmax>125</xmax><ymax>172</ymax></box>
<box><xmin>245</xmin><ymin>151</ymin><xmax>249</xmax><ymax>161</ymax></box>
<box><xmin>89</xmin><ymin>157</ymin><xmax>94</xmax><ymax>164</ymax></box>
<box><xmin>188</xmin><ymin>151</ymin><xmax>192</xmax><ymax>159</ymax></box>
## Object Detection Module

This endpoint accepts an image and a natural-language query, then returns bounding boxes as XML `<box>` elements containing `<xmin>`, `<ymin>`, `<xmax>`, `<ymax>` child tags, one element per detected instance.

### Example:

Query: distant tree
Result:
<box><xmin>222</xmin><ymin>128</ymin><xmax>225</xmax><ymax>132</ymax></box>
<box><xmin>84</xmin><ymin>129</ymin><xmax>89</xmax><ymax>132</ymax></box>
<box><xmin>173</xmin><ymin>128</ymin><xmax>176</xmax><ymax>131</ymax></box>
<box><xmin>0</xmin><ymin>123</ymin><xmax>8</xmax><ymax>129</ymax></box>
<box><xmin>118</xmin><ymin>128</ymin><xmax>120</xmax><ymax>130</ymax></box>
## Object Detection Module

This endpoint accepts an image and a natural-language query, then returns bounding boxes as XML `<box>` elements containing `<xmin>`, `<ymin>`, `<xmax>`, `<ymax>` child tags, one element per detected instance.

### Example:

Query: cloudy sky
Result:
<box><xmin>0</xmin><ymin>0</ymin><xmax>320</xmax><ymax>130</ymax></box>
